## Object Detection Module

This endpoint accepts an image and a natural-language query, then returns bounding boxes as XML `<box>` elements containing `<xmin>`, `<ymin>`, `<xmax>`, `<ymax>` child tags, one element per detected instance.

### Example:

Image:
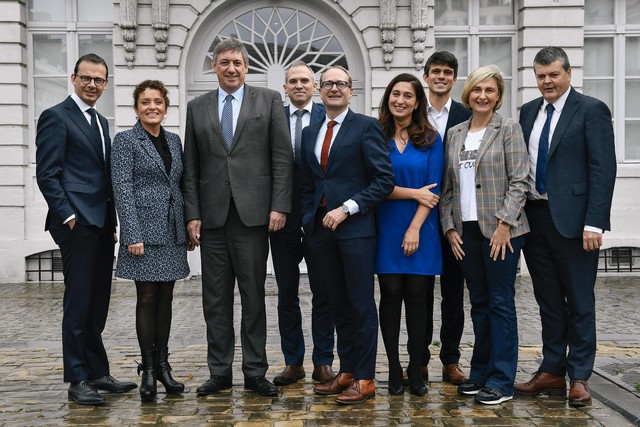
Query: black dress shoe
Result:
<box><xmin>68</xmin><ymin>380</ymin><xmax>106</xmax><ymax>406</ymax></box>
<box><xmin>196</xmin><ymin>375</ymin><xmax>232</xmax><ymax>396</ymax></box>
<box><xmin>409</xmin><ymin>383</ymin><xmax>428</xmax><ymax>396</ymax></box>
<box><xmin>244</xmin><ymin>376</ymin><xmax>278</xmax><ymax>397</ymax></box>
<box><xmin>388</xmin><ymin>384</ymin><xmax>404</xmax><ymax>396</ymax></box>
<box><xmin>88</xmin><ymin>375</ymin><xmax>137</xmax><ymax>393</ymax></box>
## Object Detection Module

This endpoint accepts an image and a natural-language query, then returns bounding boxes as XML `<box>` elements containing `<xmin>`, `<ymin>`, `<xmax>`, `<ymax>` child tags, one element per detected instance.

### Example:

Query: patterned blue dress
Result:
<box><xmin>375</xmin><ymin>136</ymin><xmax>444</xmax><ymax>275</ymax></box>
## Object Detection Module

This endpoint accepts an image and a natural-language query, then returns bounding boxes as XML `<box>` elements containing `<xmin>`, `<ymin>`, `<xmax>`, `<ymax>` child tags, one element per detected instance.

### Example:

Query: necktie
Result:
<box><xmin>293</xmin><ymin>109</ymin><xmax>306</xmax><ymax>163</ymax></box>
<box><xmin>221</xmin><ymin>94</ymin><xmax>234</xmax><ymax>150</ymax></box>
<box><xmin>86</xmin><ymin>108</ymin><xmax>104</xmax><ymax>160</ymax></box>
<box><xmin>535</xmin><ymin>103</ymin><xmax>555</xmax><ymax>194</ymax></box>
<box><xmin>320</xmin><ymin>120</ymin><xmax>337</xmax><ymax>172</ymax></box>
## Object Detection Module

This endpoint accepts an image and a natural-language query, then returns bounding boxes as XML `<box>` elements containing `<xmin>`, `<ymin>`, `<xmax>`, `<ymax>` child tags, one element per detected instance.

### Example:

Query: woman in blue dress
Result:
<box><xmin>376</xmin><ymin>73</ymin><xmax>444</xmax><ymax>396</ymax></box>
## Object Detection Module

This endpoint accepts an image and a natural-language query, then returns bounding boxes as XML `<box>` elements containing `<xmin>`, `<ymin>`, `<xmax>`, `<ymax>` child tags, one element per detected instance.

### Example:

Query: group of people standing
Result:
<box><xmin>35</xmin><ymin>38</ymin><xmax>615</xmax><ymax>411</ymax></box>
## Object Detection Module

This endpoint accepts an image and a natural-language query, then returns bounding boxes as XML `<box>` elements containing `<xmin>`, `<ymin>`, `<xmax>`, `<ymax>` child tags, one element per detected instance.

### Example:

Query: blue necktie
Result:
<box><xmin>86</xmin><ymin>108</ymin><xmax>104</xmax><ymax>161</ymax></box>
<box><xmin>221</xmin><ymin>94</ymin><xmax>234</xmax><ymax>150</ymax></box>
<box><xmin>293</xmin><ymin>109</ymin><xmax>306</xmax><ymax>163</ymax></box>
<box><xmin>535</xmin><ymin>103</ymin><xmax>555</xmax><ymax>194</ymax></box>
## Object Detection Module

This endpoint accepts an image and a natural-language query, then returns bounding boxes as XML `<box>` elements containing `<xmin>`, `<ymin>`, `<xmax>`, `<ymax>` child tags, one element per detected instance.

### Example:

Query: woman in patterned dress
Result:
<box><xmin>375</xmin><ymin>73</ymin><xmax>444</xmax><ymax>396</ymax></box>
<box><xmin>111</xmin><ymin>80</ymin><xmax>192</xmax><ymax>402</ymax></box>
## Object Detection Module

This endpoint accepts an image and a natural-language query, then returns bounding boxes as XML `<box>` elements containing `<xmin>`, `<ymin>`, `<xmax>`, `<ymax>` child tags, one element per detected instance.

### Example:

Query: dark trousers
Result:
<box><xmin>459</xmin><ymin>221</ymin><xmax>524</xmax><ymax>396</ymax></box>
<box><xmin>270</xmin><ymin>227</ymin><xmax>335</xmax><ymax>367</ymax></box>
<box><xmin>200</xmin><ymin>200</ymin><xmax>269</xmax><ymax>378</ymax></box>
<box><xmin>523</xmin><ymin>203</ymin><xmax>598</xmax><ymax>381</ymax></box>
<box><xmin>305</xmin><ymin>210</ymin><xmax>378</xmax><ymax>379</ymax></box>
<box><xmin>422</xmin><ymin>232</ymin><xmax>465</xmax><ymax>367</ymax></box>
<box><xmin>49</xmin><ymin>221</ymin><xmax>114</xmax><ymax>383</ymax></box>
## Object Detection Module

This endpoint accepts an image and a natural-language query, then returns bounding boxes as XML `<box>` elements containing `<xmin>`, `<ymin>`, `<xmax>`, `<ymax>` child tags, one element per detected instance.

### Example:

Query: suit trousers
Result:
<box><xmin>305</xmin><ymin>209</ymin><xmax>378</xmax><ymax>379</ymax></box>
<box><xmin>523</xmin><ymin>203</ymin><xmax>598</xmax><ymax>381</ymax></box>
<box><xmin>459</xmin><ymin>221</ymin><xmax>523</xmax><ymax>396</ymax></box>
<box><xmin>49</xmin><ymin>221</ymin><xmax>114</xmax><ymax>383</ymax></box>
<box><xmin>269</xmin><ymin>228</ymin><xmax>335</xmax><ymax>367</ymax></box>
<box><xmin>200</xmin><ymin>200</ymin><xmax>269</xmax><ymax>378</ymax></box>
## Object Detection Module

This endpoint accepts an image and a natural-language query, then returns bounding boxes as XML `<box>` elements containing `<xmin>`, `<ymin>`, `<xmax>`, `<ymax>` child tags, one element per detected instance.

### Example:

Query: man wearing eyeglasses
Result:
<box><xmin>36</xmin><ymin>53</ymin><xmax>137</xmax><ymax>405</ymax></box>
<box><xmin>299</xmin><ymin>66</ymin><xmax>394</xmax><ymax>404</ymax></box>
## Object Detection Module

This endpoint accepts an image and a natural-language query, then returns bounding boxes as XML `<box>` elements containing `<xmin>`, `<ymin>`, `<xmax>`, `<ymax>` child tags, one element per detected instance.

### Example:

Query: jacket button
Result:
<box><xmin>225</xmin><ymin>179</ymin><xmax>230</xmax><ymax>185</ymax></box>
<box><xmin>476</xmin><ymin>184</ymin><xmax>481</xmax><ymax>189</ymax></box>
<box><xmin>227</xmin><ymin>157</ymin><xmax>231</xmax><ymax>162</ymax></box>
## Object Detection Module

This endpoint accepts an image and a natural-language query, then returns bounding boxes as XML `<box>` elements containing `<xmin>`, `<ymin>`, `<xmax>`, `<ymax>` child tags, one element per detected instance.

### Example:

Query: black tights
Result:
<box><xmin>135</xmin><ymin>281</ymin><xmax>176</xmax><ymax>352</ymax></box>
<box><xmin>378</xmin><ymin>274</ymin><xmax>430</xmax><ymax>388</ymax></box>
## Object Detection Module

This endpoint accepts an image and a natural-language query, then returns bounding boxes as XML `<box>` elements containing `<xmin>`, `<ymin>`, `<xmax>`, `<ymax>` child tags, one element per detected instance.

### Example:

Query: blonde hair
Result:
<box><xmin>461</xmin><ymin>65</ymin><xmax>505</xmax><ymax>111</ymax></box>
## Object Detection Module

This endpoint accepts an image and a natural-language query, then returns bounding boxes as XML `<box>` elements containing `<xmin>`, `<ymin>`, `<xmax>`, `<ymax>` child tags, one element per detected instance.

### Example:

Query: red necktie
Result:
<box><xmin>320</xmin><ymin>120</ymin><xmax>337</xmax><ymax>172</ymax></box>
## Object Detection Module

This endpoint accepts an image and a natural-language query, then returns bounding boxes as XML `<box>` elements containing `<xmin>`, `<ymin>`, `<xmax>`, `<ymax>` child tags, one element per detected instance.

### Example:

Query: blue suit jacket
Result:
<box><xmin>299</xmin><ymin>109</ymin><xmax>395</xmax><ymax>239</ymax></box>
<box><xmin>111</xmin><ymin>121</ymin><xmax>188</xmax><ymax>246</ymax></box>
<box><xmin>519</xmin><ymin>87</ymin><xmax>616</xmax><ymax>238</ymax></box>
<box><xmin>36</xmin><ymin>96</ymin><xmax>116</xmax><ymax>231</ymax></box>
<box><xmin>444</xmin><ymin>99</ymin><xmax>472</xmax><ymax>146</ymax></box>
<box><xmin>282</xmin><ymin>102</ymin><xmax>326</xmax><ymax>232</ymax></box>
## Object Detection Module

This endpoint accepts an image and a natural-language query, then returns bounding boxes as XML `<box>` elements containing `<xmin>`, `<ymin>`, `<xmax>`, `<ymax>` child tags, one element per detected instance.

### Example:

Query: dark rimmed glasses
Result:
<box><xmin>320</xmin><ymin>80</ymin><xmax>350</xmax><ymax>90</ymax></box>
<box><xmin>75</xmin><ymin>75</ymin><xmax>107</xmax><ymax>87</ymax></box>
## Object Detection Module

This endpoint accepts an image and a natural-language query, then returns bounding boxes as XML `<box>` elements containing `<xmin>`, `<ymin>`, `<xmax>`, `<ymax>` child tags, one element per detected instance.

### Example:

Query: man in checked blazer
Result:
<box><xmin>182</xmin><ymin>38</ymin><xmax>293</xmax><ymax>397</ymax></box>
<box><xmin>36</xmin><ymin>53</ymin><xmax>136</xmax><ymax>405</ymax></box>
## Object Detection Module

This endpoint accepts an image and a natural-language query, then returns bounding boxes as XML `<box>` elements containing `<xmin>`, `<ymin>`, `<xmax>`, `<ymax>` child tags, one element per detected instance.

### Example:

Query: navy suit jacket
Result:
<box><xmin>111</xmin><ymin>121</ymin><xmax>188</xmax><ymax>247</ymax></box>
<box><xmin>282</xmin><ymin>102</ymin><xmax>326</xmax><ymax>232</ymax></box>
<box><xmin>444</xmin><ymin>99</ymin><xmax>472</xmax><ymax>146</ymax></box>
<box><xmin>299</xmin><ymin>109</ymin><xmax>395</xmax><ymax>239</ymax></box>
<box><xmin>36</xmin><ymin>96</ymin><xmax>116</xmax><ymax>231</ymax></box>
<box><xmin>519</xmin><ymin>87</ymin><xmax>616</xmax><ymax>238</ymax></box>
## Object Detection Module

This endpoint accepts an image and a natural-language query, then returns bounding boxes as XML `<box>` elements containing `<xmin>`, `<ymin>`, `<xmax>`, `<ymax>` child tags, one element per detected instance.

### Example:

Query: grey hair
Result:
<box><xmin>212</xmin><ymin>38</ymin><xmax>249</xmax><ymax>65</ymax></box>
<box><xmin>285</xmin><ymin>61</ymin><xmax>315</xmax><ymax>81</ymax></box>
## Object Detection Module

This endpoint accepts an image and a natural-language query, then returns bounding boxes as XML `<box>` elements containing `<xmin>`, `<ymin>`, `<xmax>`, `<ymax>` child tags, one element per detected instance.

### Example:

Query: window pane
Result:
<box><xmin>33</xmin><ymin>34</ymin><xmax>67</xmax><ymax>75</ymax></box>
<box><xmin>584</xmin><ymin>38</ymin><xmax>613</xmax><ymax>76</ymax></box>
<box><xmin>479</xmin><ymin>0</ymin><xmax>514</xmax><ymax>25</ymax></box>
<box><xmin>78</xmin><ymin>0</ymin><xmax>113</xmax><ymax>22</ymax></box>
<box><xmin>78</xmin><ymin>34</ymin><xmax>114</xmax><ymax>76</ymax></box>
<box><xmin>626</xmin><ymin>80</ymin><xmax>640</xmax><ymax>116</ymax></box>
<box><xmin>34</xmin><ymin>77</ymin><xmax>68</xmax><ymax>117</ymax></box>
<box><xmin>628</xmin><ymin>0</ymin><xmax>640</xmax><ymax>24</ymax></box>
<box><xmin>480</xmin><ymin>37</ymin><xmax>511</xmax><ymax>74</ymax></box>
<box><xmin>583</xmin><ymin>80</ymin><xmax>614</xmax><ymax>113</ymax></box>
<box><xmin>625</xmin><ymin>121</ymin><xmax>640</xmax><ymax>160</ymax></box>
<box><xmin>585</xmin><ymin>0</ymin><xmax>614</xmax><ymax>25</ymax></box>
<box><xmin>28</xmin><ymin>0</ymin><xmax>65</xmax><ymax>22</ymax></box>
<box><xmin>435</xmin><ymin>0</ymin><xmax>469</xmax><ymax>25</ymax></box>
<box><xmin>435</xmin><ymin>38</ymin><xmax>469</xmax><ymax>77</ymax></box>
<box><xmin>626</xmin><ymin>37</ymin><xmax>640</xmax><ymax>75</ymax></box>
<box><xmin>498</xmin><ymin>79</ymin><xmax>512</xmax><ymax>115</ymax></box>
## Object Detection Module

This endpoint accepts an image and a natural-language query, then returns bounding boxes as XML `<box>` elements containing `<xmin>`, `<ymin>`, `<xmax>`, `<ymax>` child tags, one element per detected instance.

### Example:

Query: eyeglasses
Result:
<box><xmin>75</xmin><ymin>75</ymin><xmax>107</xmax><ymax>87</ymax></box>
<box><xmin>320</xmin><ymin>80</ymin><xmax>350</xmax><ymax>90</ymax></box>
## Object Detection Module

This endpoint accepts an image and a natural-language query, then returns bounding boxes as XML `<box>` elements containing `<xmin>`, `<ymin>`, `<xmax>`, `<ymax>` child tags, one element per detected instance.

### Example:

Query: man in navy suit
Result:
<box><xmin>36</xmin><ymin>53</ymin><xmax>136</xmax><ymax>405</ymax></box>
<box><xmin>271</xmin><ymin>61</ymin><xmax>336</xmax><ymax>387</ymax></box>
<box><xmin>300</xmin><ymin>66</ymin><xmax>394</xmax><ymax>404</ymax></box>
<box><xmin>420</xmin><ymin>51</ymin><xmax>471</xmax><ymax>385</ymax></box>
<box><xmin>515</xmin><ymin>47</ymin><xmax>616</xmax><ymax>407</ymax></box>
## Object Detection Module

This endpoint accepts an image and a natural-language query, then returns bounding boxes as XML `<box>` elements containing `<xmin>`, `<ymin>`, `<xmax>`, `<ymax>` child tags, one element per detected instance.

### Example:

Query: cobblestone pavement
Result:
<box><xmin>0</xmin><ymin>274</ymin><xmax>638</xmax><ymax>426</ymax></box>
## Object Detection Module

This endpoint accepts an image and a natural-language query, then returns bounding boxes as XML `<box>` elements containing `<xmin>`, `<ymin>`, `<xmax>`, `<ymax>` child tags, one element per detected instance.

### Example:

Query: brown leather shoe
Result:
<box><xmin>313</xmin><ymin>372</ymin><xmax>354</xmax><ymax>395</ymax></box>
<box><xmin>442</xmin><ymin>363</ymin><xmax>466</xmax><ymax>385</ymax></box>
<box><xmin>568</xmin><ymin>379</ymin><xmax>592</xmax><ymax>407</ymax></box>
<box><xmin>514</xmin><ymin>372</ymin><xmax>566</xmax><ymax>396</ymax></box>
<box><xmin>402</xmin><ymin>366</ymin><xmax>428</xmax><ymax>386</ymax></box>
<box><xmin>312</xmin><ymin>365</ymin><xmax>335</xmax><ymax>384</ymax></box>
<box><xmin>273</xmin><ymin>365</ymin><xmax>305</xmax><ymax>386</ymax></box>
<box><xmin>335</xmin><ymin>379</ymin><xmax>375</xmax><ymax>405</ymax></box>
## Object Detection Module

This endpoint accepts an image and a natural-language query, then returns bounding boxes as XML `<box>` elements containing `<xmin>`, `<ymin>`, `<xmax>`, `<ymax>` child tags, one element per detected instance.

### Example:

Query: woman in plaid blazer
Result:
<box><xmin>439</xmin><ymin>65</ymin><xmax>530</xmax><ymax>405</ymax></box>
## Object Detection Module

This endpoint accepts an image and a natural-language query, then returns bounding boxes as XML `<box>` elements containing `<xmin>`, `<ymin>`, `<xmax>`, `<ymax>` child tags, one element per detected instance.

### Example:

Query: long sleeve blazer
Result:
<box><xmin>35</xmin><ymin>96</ymin><xmax>116</xmax><ymax>231</ymax></box>
<box><xmin>111</xmin><ymin>121</ymin><xmax>187</xmax><ymax>247</ymax></box>
<box><xmin>182</xmin><ymin>85</ymin><xmax>293</xmax><ymax>229</ymax></box>
<box><xmin>440</xmin><ymin>112</ymin><xmax>530</xmax><ymax>240</ymax></box>
<box><xmin>519</xmin><ymin>87</ymin><xmax>616</xmax><ymax>238</ymax></box>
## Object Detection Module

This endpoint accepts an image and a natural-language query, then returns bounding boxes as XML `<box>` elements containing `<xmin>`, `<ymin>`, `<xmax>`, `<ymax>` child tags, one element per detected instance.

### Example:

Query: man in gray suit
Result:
<box><xmin>183</xmin><ymin>38</ymin><xmax>293</xmax><ymax>397</ymax></box>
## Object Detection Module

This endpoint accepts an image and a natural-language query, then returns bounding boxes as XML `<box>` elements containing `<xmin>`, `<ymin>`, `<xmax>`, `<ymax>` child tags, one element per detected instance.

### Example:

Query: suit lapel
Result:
<box><xmin>134</xmin><ymin>122</ymin><xmax>170</xmax><ymax>180</ymax></box>
<box><xmin>548</xmin><ymin>88</ymin><xmax>578</xmax><ymax>158</ymax></box>
<box><xmin>325</xmin><ymin>109</ymin><xmax>354</xmax><ymax>173</ymax></box>
<box><xmin>231</xmin><ymin>85</ymin><xmax>255</xmax><ymax>153</ymax></box>
<box><xmin>304</xmin><ymin>120</ymin><xmax>324</xmax><ymax>175</ymax></box>
<box><xmin>476</xmin><ymin>114</ymin><xmax>501</xmax><ymax>164</ymax></box>
<box><xmin>521</xmin><ymin>98</ymin><xmax>543</xmax><ymax>145</ymax></box>
<box><xmin>205</xmin><ymin>90</ymin><xmax>225</xmax><ymax>151</ymax></box>
<box><xmin>65</xmin><ymin>97</ymin><xmax>104</xmax><ymax>161</ymax></box>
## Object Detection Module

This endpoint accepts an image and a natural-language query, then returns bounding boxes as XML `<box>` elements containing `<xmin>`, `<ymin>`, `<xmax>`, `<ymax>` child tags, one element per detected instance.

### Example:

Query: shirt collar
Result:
<box><xmin>427</xmin><ymin>96</ymin><xmax>452</xmax><ymax>114</ymax></box>
<box><xmin>324</xmin><ymin>108</ymin><xmax>349</xmax><ymax>126</ymax></box>
<box><xmin>290</xmin><ymin>100</ymin><xmax>313</xmax><ymax>118</ymax></box>
<box><xmin>544</xmin><ymin>86</ymin><xmax>571</xmax><ymax>113</ymax></box>
<box><xmin>71</xmin><ymin>92</ymin><xmax>94</xmax><ymax>113</ymax></box>
<box><xmin>218</xmin><ymin>85</ymin><xmax>245</xmax><ymax>101</ymax></box>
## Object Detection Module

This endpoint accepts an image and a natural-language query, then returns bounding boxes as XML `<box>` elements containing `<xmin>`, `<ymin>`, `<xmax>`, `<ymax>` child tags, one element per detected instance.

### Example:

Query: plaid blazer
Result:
<box><xmin>440</xmin><ymin>112</ymin><xmax>530</xmax><ymax>239</ymax></box>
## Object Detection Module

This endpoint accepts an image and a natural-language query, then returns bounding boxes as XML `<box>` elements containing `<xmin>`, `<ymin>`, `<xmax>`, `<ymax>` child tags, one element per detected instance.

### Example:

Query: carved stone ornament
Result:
<box><xmin>379</xmin><ymin>0</ymin><xmax>397</xmax><ymax>70</ymax></box>
<box><xmin>119</xmin><ymin>0</ymin><xmax>137</xmax><ymax>69</ymax></box>
<box><xmin>411</xmin><ymin>0</ymin><xmax>428</xmax><ymax>70</ymax></box>
<box><xmin>152</xmin><ymin>0</ymin><xmax>169</xmax><ymax>68</ymax></box>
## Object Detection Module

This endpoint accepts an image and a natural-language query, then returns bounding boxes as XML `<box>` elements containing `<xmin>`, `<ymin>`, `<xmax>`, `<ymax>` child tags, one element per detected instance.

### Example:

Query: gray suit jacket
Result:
<box><xmin>183</xmin><ymin>84</ymin><xmax>293</xmax><ymax>228</ymax></box>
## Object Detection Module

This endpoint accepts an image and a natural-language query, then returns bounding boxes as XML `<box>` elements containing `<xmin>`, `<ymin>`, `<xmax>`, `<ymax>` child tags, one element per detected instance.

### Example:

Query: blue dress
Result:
<box><xmin>375</xmin><ymin>136</ymin><xmax>444</xmax><ymax>275</ymax></box>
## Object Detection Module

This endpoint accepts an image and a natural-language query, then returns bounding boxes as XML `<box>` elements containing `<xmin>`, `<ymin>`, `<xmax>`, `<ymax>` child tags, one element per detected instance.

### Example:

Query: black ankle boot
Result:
<box><xmin>156</xmin><ymin>347</ymin><xmax>184</xmax><ymax>394</ymax></box>
<box><xmin>137</xmin><ymin>349</ymin><xmax>157</xmax><ymax>402</ymax></box>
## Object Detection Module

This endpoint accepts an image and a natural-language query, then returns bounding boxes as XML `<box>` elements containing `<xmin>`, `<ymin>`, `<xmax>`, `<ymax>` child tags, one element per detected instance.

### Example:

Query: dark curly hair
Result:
<box><xmin>378</xmin><ymin>73</ymin><xmax>437</xmax><ymax>149</ymax></box>
<box><xmin>133</xmin><ymin>79</ymin><xmax>170</xmax><ymax>108</ymax></box>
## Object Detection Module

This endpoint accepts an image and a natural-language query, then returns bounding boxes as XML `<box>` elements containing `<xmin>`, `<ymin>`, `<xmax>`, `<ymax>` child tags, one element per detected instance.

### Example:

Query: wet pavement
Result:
<box><xmin>0</xmin><ymin>274</ymin><xmax>638</xmax><ymax>426</ymax></box>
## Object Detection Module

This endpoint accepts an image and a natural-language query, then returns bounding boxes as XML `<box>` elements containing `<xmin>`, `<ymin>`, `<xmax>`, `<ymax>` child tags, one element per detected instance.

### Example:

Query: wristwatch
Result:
<box><xmin>341</xmin><ymin>204</ymin><xmax>350</xmax><ymax>216</ymax></box>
